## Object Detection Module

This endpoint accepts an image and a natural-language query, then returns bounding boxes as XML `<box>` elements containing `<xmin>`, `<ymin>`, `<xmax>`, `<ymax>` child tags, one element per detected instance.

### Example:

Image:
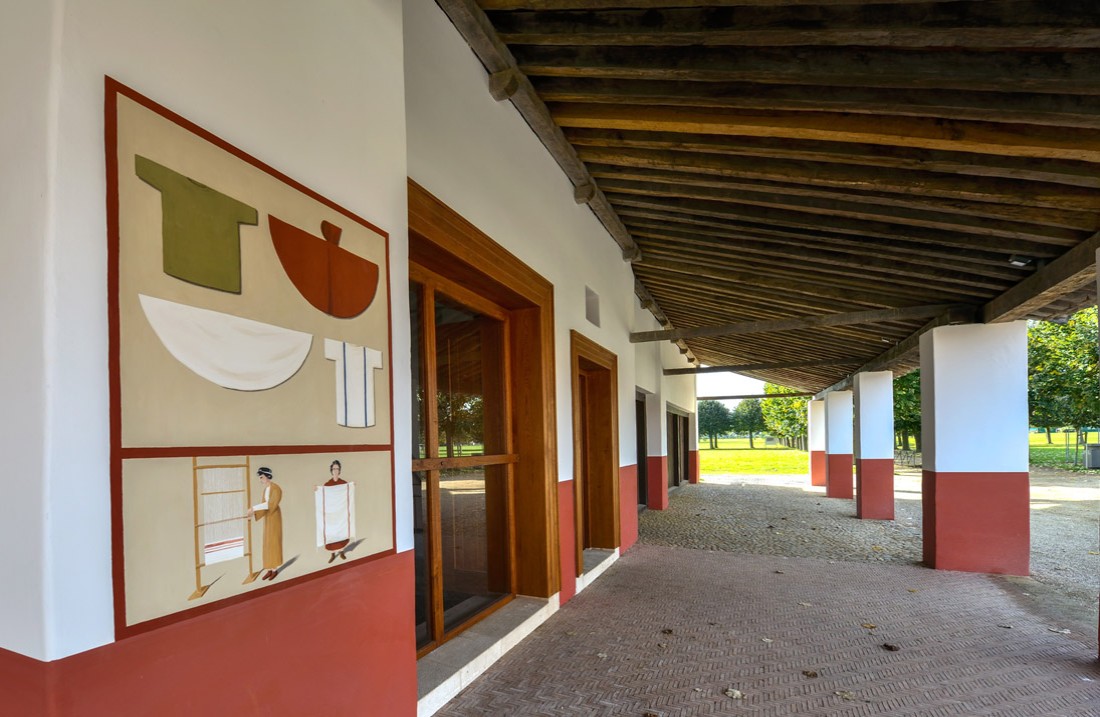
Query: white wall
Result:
<box><xmin>0</xmin><ymin>0</ymin><xmax>57</xmax><ymax>661</ymax></box>
<box><xmin>404</xmin><ymin>0</ymin><xmax>682</xmax><ymax>476</ymax></box>
<box><xmin>808</xmin><ymin>399</ymin><xmax>825</xmax><ymax>452</ymax></box>
<box><xmin>8</xmin><ymin>0</ymin><xmax>409</xmax><ymax>661</ymax></box>
<box><xmin>824</xmin><ymin>390</ymin><xmax>854</xmax><ymax>454</ymax></box>
<box><xmin>853</xmin><ymin>371</ymin><xmax>894</xmax><ymax>460</ymax></box>
<box><xmin>920</xmin><ymin>322</ymin><xmax>1028</xmax><ymax>473</ymax></box>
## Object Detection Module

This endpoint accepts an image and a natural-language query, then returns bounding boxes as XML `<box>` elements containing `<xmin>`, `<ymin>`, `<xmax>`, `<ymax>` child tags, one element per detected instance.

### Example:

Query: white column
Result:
<box><xmin>807</xmin><ymin>399</ymin><xmax>826</xmax><ymax>486</ymax></box>
<box><xmin>853</xmin><ymin>371</ymin><xmax>894</xmax><ymax>519</ymax></box>
<box><xmin>824</xmin><ymin>390</ymin><xmax>854</xmax><ymax>498</ymax></box>
<box><xmin>920</xmin><ymin>321</ymin><xmax>1028</xmax><ymax>574</ymax></box>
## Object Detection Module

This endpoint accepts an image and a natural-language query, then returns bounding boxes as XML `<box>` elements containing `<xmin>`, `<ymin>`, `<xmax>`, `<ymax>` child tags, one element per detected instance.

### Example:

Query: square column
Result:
<box><xmin>807</xmin><ymin>399</ymin><xmax>826</xmax><ymax>486</ymax></box>
<box><xmin>824</xmin><ymin>391</ymin><xmax>854</xmax><ymax>498</ymax></box>
<box><xmin>920</xmin><ymin>322</ymin><xmax>1029</xmax><ymax>575</ymax></box>
<box><xmin>854</xmin><ymin>371</ymin><xmax>895</xmax><ymax>520</ymax></box>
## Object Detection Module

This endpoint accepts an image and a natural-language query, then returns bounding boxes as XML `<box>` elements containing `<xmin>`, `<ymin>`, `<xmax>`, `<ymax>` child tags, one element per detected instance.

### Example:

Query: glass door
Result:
<box><xmin>410</xmin><ymin>266</ymin><xmax>516</xmax><ymax>654</ymax></box>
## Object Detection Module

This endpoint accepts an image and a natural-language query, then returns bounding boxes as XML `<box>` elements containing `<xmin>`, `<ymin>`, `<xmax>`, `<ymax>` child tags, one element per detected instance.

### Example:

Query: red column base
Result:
<box><xmin>825</xmin><ymin>453</ymin><xmax>853</xmax><ymax>498</ymax></box>
<box><xmin>922</xmin><ymin>470</ymin><xmax>1029</xmax><ymax>575</ymax></box>
<box><xmin>856</xmin><ymin>458</ymin><xmax>894</xmax><ymax>519</ymax></box>
<box><xmin>619</xmin><ymin>465</ymin><xmax>638</xmax><ymax>552</ymax></box>
<box><xmin>558</xmin><ymin>479</ymin><xmax>576</xmax><ymax>604</ymax></box>
<box><xmin>809</xmin><ymin>450</ymin><xmax>826</xmax><ymax>486</ymax></box>
<box><xmin>646</xmin><ymin>456</ymin><xmax>669</xmax><ymax>510</ymax></box>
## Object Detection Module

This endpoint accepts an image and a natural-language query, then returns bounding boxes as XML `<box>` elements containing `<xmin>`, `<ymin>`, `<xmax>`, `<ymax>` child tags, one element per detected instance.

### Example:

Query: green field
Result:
<box><xmin>1028</xmin><ymin>430</ymin><xmax>1100</xmax><ymax>471</ymax></box>
<box><xmin>698</xmin><ymin>438</ymin><xmax>809</xmax><ymax>474</ymax></box>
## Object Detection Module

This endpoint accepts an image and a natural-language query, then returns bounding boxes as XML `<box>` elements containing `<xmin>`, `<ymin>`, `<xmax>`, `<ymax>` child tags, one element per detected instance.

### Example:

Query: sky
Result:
<box><xmin>695</xmin><ymin>371</ymin><xmax>765</xmax><ymax>410</ymax></box>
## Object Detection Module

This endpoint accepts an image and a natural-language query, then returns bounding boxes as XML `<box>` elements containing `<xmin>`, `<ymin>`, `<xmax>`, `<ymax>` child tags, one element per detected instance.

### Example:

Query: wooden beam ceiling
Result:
<box><xmin>442</xmin><ymin>0</ymin><xmax>1100</xmax><ymax>392</ymax></box>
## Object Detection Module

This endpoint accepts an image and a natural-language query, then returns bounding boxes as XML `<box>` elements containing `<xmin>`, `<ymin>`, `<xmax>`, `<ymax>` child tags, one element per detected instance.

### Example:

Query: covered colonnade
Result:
<box><xmin>2</xmin><ymin>2</ymin><xmax>1099</xmax><ymax>716</ymax></box>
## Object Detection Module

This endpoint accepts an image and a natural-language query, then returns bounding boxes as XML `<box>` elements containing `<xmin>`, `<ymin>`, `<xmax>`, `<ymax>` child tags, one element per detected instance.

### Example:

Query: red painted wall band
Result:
<box><xmin>922</xmin><ymin>470</ymin><xmax>1030</xmax><ymax>576</ymax></box>
<box><xmin>856</xmin><ymin>458</ymin><xmax>894</xmax><ymax>520</ymax></box>
<box><xmin>0</xmin><ymin>552</ymin><xmax>417</xmax><ymax>717</ymax></box>
<box><xmin>646</xmin><ymin>456</ymin><xmax>668</xmax><ymax>510</ymax></box>
<box><xmin>809</xmin><ymin>451</ymin><xmax>826</xmax><ymax>487</ymax></box>
<box><xmin>619</xmin><ymin>465</ymin><xmax>638</xmax><ymax>552</ymax></box>
<box><xmin>687</xmin><ymin>450</ymin><xmax>700</xmax><ymax>485</ymax></box>
<box><xmin>825</xmin><ymin>453</ymin><xmax>853</xmax><ymax>499</ymax></box>
<box><xmin>558</xmin><ymin>480</ymin><xmax>576</xmax><ymax>605</ymax></box>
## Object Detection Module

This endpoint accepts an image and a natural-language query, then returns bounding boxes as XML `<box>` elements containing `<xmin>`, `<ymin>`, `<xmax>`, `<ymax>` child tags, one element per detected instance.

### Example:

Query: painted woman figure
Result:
<box><xmin>247</xmin><ymin>466</ymin><xmax>283</xmax><ymax>581</ymax></box>
<box><xmin>317</xmin><ymin>459</ymin><xmax>356</xmax><ymax>563</ymax></box>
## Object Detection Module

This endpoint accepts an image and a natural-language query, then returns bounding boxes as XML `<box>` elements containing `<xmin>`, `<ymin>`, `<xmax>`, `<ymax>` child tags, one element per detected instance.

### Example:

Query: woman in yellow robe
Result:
<box><xmin>248</xmin><ymin>466</ymin><xmax>283</xmax><ymax>581</ymax></box>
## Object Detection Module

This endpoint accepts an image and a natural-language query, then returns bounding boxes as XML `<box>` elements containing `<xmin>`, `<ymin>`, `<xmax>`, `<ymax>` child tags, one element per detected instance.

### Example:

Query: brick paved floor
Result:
<box><xmin>436</xmin><ymin>545</ymin><xmax>1100</xmax><ymax>716</ymax></box>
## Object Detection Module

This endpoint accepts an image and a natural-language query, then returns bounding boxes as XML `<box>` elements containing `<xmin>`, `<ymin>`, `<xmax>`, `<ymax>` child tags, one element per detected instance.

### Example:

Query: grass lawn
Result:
<box><xmin>1028</xmin><ymin>430</ymin><xmax>1100</xmax><ymax>472</ymax></box>
<box><xmin>698</xmin><ymin>437</ymin><xmax>808</xmax><ymax>475</ymax></box>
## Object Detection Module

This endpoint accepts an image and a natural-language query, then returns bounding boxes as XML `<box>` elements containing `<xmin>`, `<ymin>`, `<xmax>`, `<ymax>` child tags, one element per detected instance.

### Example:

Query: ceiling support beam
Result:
<box><xmin>632</xmin><ymin>303</ymin><xmax>961</xmax><ymax>344</ymax></box>
<box><xmin>434</xmin><ymin>0</ymin><xmax>641</xmax><ymax>261</ymax></box>
<box><xmin>664</xmin><ymin>357</ymin><xmax>862</xmax><ymax>376</ymax></box>
<box><xmin>983</xmin><ymin>230</ymin><xmax>1100</xmax><ymax>323</ymax></box>
<box><xmin>698</xmin><ymin>393</ymin><xmax>814</xmax><ymax>401</ymax></box>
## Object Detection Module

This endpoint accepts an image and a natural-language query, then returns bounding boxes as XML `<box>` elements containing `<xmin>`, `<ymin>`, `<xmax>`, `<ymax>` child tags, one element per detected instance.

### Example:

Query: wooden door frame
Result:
<box><xmin>570</xmin><ymin>331</ymin><xmax>620</xmax><ymax>575</ymax></box>
<box><xmin>409</xmin><ymin>180</ymin><xmax>560</xmax><ymax>600</ymax></box>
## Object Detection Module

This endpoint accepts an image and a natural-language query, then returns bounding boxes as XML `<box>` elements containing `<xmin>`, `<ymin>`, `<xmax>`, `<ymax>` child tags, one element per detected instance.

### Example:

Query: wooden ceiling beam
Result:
<box><xmin>631</xmin><ymin>303</ymin><xmax>962</xmax><ymax>343</ymax></box>
<box><xmin>602</xmin><ymin>178</ymin><xmax>1085</xmax><ymax>243</ymax></box>
<box><xmin>618</xmin><ymin>205</ymin><xmax>1064</xmax><ymax>259</ymax></box>
<box><xmin>983</xmin><ymin>231</ymin><xmax>1100</xmax><ymax>322</ymax></box>
<box><xmin>666</xmin><ymin>357</ymin><xmax>863</xmax><ymax>376</ymax></box>
<box><xmin>626</xmin><ymin>217</ymin><xmax>1052</xmax><ymax>271</ymax></box>
<box><xmin>482</xmin><ymin>0</ymin><xmax>955</xmax><ymax>8</ymax></box>
<box><xmin>588</xmin><ymin>164</ymin><xmax>1098</xmax><ymax>230</ymax></box>
<box><xmin>432</xmin><ymin>0</ymin><xmax>641</xmax><ymax>261</ymax></box>
<box><xmin>493</xmin><ymin>3</ymin><xmax>1100</xmax><ymax>50</ymax></box>
<box><xmin>580</xmin><ymin>149</ymin><xmax>1100</xmax><ymax>211</ymax></box>
<box><xmin>518</xmin><ymin>45</ymin><xmax>1100</xmax><ymax>95</ymax></box>
<box><xmin>540</xmin><ymin>79</ymin><xmax>1100</xmax><ymax>132</ymax></box>
<box><xmin>551</xmin><ymin>103</ymin><xmax>1100</xmax><ymax>162</ymax></box>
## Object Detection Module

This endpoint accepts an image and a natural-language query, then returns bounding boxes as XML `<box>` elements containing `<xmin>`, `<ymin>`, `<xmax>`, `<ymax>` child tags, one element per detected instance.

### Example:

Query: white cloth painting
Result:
<box><xmin>325</xmin><ymin>339</ymin><xmax>383</xmax><ymax>427</ymax></box>
<box><xmin>140</xmin><ymin>294</ymin><xmax>313</xmax><ymax>391</ymax></box>
<box><xmin>200</xmin><ymin>466</ymin><xmax>246</xmax><ymax>565</ymax></box>
<box><xmin>315</xmin><ymin>482</ymin><xmax>357</xmax><ymax>547</ymax></box>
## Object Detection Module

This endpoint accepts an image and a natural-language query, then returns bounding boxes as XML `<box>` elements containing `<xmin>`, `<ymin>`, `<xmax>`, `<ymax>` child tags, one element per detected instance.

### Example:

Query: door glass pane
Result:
<box><xmin>412</xmin><ymin>470</ymin><xmax>432</xmax><ymax>649</ymax></box>
<box><xmin>410</xmin><ymin>283</ymin><xmax>426</xmax><ymax>460</ymax></box>
<box><xmin>435</xmin><ymin>295</ymin><xmax>506</xmax><ymax>457</ymax></box>
<box><xmin>439</xmin><ymin>465</ymin><xmax>509</xmax><ymax>633</ymax></box>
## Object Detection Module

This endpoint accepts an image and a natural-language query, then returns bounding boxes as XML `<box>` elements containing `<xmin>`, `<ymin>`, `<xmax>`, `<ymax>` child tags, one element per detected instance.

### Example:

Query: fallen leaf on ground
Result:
<box><xmin>644</xmin><ymin>712</ymin><xmax>660</xmax><ymax>717</ymax></box>
<box><xmin>798</xmin><ymin>602</ymin><xmax>812</xmax><ymax>607</ymax></box>
<box><xmin>835</xmin><ymin>691</ymin><xmax>856</xmax><ymax>700</ymax></box>
<box><xmin>1048</xmin><ymin>628</ymin><xmax>1071</xmax><ymax>634</ymax></box>
<box><xmin>1089</xmin><ymin>551</ymin><xmax>1099</xmax><ymax>555</ymax></box>
<box><xmin>724</xmin><ymin>688</ymin><xmax>744</xmax><ymax>699</ymax></box>
<box><xmin>761</xmin><ymin>638</ymin><xmax>774</xmax><ymax>643</ymax></box>
<box><xmin>871</xmin><ymin>545</ymin><xmax>884</xmax><ymax>552</ymax></box>
<box><xmin>997</xmin><ymin>624</ymin><xmax>1013</xmax><ymax>629</ymax></box>
<box><xmin>693</xmin><ymin>687</ymin><xmax>703</xmax><ymax>692</ymax></box>
<box><xmin>882</xmin><ymin>643</ymin><xmax>901</xmax><ymax>651</ymax></box>
<box><xmin>597</xmin><ymin>653</ymin><xmax>608</xmax><ymax>659</ymax></box>
<box><xmin>802</xmin><ymin>670</ymin><xmax>818</xmax><ymax>678</ymax></box>
<box><xmin>774</xmin><ymin>570</ymin><xmax>785</xmax><ymax>574</ymax></box>
<box><xmin>907</xmin><ymin>589</ymin><xmax>919</xmax><ymax>593</ymax></box>
<box><xmin>661</xmin><ymin>628</ymin><xmax>674</xmax><ymax>635</ymax></box>
<box><xmin>861</xmin><ymin>623</ymin><xmax>877</xmax><ymax>630</ymax></box>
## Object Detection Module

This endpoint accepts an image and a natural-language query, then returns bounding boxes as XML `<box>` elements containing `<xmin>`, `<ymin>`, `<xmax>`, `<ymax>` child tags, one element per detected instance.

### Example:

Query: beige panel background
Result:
<box><xmin>116</xmin><ymin>95</ymin><xmax>392</xmax><ymax>448</ymax></box>
<box><xmin>123</xmin><ymin>451</ymin><xmax>394</xmax><ymax>626</ymax></box>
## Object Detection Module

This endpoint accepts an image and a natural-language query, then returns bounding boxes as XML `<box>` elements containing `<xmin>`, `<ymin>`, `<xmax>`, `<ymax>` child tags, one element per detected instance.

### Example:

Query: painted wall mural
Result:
<box><xmin>107</xmin><ymin>79</ymin><xmax>395</xmax><ymax>635</ymax></box>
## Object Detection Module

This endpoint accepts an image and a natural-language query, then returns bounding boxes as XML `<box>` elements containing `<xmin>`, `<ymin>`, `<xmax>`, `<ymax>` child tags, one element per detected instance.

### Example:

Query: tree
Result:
<box><xmin>697</xmin><ymin>399</ymin><xmax>733</xmax><ymax>449</ymax></box>
<box><xmin>1028</xmin><ymin>307</ymin><xmax>1100</xmax><ymax>445</ymax></box>
<box><xmin>893</xmin><ymin>371</ymin><xmax>921</xmax><ymax>450</ymax></box>
<box><xmin>760</xmin><ymin>383</ymin><xmax>808</xmax><ymax>447</ymax></box>
<box><xmin>731</xmin><ymin>398</ymin><xmax>767</xmax><ymax>448</ymax></box>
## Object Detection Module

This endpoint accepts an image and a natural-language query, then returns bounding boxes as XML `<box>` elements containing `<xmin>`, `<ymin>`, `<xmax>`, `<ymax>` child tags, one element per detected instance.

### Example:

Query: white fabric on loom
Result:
<box><xmin>139</xmin><ymin>294</ymin><xmax>313</xmax><ymax>391</ymax></box>
<box><xmin>324</xmin><ymin>339</ymin><xmax>383</xmax><ymax>427</ymax></box>
<box><xmin>315</xmin><ymin>482</ymin><xmax>356</xmax><ymax>548</ymax></box>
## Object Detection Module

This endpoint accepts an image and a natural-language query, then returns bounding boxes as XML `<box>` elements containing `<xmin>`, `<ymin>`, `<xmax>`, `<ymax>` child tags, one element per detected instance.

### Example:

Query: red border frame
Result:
<box><xmin>105</xmin><ymin>77</ymin><xmax>398</xmax><ymax>639</ymax></box>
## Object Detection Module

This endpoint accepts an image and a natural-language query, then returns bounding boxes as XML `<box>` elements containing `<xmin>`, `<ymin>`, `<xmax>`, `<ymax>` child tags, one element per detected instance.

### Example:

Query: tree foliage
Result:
<box><xmin>893</xmin><ymin>370</ymin><xmax>921</xmax><ymax>449</ymax></box>
<box><xmin>697</xmin><ymin>399</ymin><xmax>733</xmax><ymax>449</ymax></box>
<box><xmin>731</xmin><ymin>398</ymin><xmax>767</xmax><ymax>448</ymax></box>
<box><xmin>1028</xmin><ymin>307</ymin><xmax>1100</xmax><ymax>439</ymax></box>
<box><xmin>760</xmin><ymin>383</ymin><xmax>808</xmax><ymax>441</ymax></box>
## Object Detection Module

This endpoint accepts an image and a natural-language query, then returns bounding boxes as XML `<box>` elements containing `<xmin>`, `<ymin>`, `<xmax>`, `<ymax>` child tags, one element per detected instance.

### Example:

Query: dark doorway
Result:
<box><xmin>667</xmin><ymin>410</ymin><xmax>689</xmax><ymax>488</ymax></box>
